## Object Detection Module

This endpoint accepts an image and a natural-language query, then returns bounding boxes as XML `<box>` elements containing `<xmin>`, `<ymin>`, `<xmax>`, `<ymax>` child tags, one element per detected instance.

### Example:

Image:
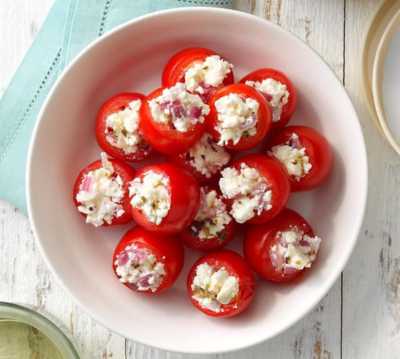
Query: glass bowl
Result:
<box><xmin>0</xmin><ymin>302</ymin><xmax>79</xmax><ymax>358</ymax></box>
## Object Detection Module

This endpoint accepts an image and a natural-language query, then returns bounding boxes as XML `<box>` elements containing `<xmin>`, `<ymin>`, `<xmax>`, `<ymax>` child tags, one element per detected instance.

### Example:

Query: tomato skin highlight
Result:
<box><xmin>130</xmin><ymin>163</ymin><xmax>200</xmax><ymax>234</ymax></box>
<box><xmin>162</xmin><ymin>47</ymin><xmax>234</xmax><ymax>100</ymax></box>
<box><xmin>206</xmin><ymin>84</ymin><xmax>272</xmax><ymax>151</ymax></box>
<box><xmin>266</xmin><ymin>125</ymin><xmax>333</xmax><ymax>191</ymax></box>
<box><xmin>95</xmin><ymin>92</ymin><xmax>152</xmax><ymax>162</ymax></box>
<box><xmin>240</xmin><ymin>68</ymin><xmax>297</xmax><ymax>130</ymax></box>
<box><xmin>113</xmin><ymin>227</ymin><xmax>184</xmax><ymax>294</ymax></box>
<box><xmin>139</xmin><ymin>87</ymin><xmax>206</xmax><ymax>155</ymax></box>
<box><xmin>72</xmin><ymin>158</ymin><xmax>135</xmax><ymax>226</ymax></box>
<box><xmin>187</xmin><ymin>250</ymin><xmax>255</xmax><ymax>317</ymax></box>
<box><xmin>244</xmin><ymin>208</ymin><xmax>317</xmax><ymax>283</ymax></box>
<box><xmin>222</xmin><ymin>154</ymin><xmax>290</xmax><ymax>224</ymax></box>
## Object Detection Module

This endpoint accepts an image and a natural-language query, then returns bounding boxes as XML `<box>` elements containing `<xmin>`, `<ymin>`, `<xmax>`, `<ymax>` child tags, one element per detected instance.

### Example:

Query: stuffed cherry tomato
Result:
<box><xmin>181</xmin><ymin>186</ymin><xmax>236</xmax><ymax>251</ymax></box>
<box><xmin>219</xmin><ymin>154</ymin><xmax>290</xmax><ymax>225</ymax></box>
<box><xmin>73</xmin><ymin>153</ymin><xmax>135</xmax><ymax>227</ymax></box>
<box><xmin>170</xmin><ymin>133</ymin><xmax>231</xmax><ymax>183</ymax></box>
<box><xmin>206</xmin><ymin>84</ymin><xmax>271</xmax><ymax>151</ymax></box>
<box><xmin>129</xmin><ymin>163</ymin><xmax>200</xmax><ymax>234</ymax></box>
<box><xmin>240</xmin><ymin>68</ymin><xmax>297</xmax><ymax>129</ymax></box>
<box><xmin>95</xmin><ymin>92</ymin><xmax>152</xmax><ymax>162</ymax></box>
<box><xmin>113</xmin><ymin>227</ymin><xmax>184</xmax><ymax>294</ymax></box>
<box><xmin>140</xmin><ymin>83</ymin><xmax>209</xmax><ymax>155</ymax></box>
<box><xmin>162</xmin><ymin>47</ymin><xmax>234</xmax><ymax>101</ymax></box>
<box><xmin>244</xmin><ymin>208</ymin><xmax>321</xmax><ymax>283</ymax></box>
<box><xmin>267</xmin><ymin>126</ymin><xmax>333</xmax><ymax>191</ymax></box>
<box><xmin>187</xmin><ymin>250</ymin><xmax>255</xmax><ymax>317</ymax></box>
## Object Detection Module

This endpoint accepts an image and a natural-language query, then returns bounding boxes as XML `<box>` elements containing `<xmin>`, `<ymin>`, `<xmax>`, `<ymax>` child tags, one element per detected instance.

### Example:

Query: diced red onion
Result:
<box><xmin>190</xmin><ymin>106</ymin><xmax>202</xmax><ymax>119</ymax></box>
<box><xmin>240</xmin><ymin>115</ymin><xmax>257</xmax><ymax>130</ymax></box>
<box><xmin>270</xmin><ymin>249</ymin><xmax>284</xmax><ymax>270</ymax></box>
<box><xmin>283</xmin><ymin>266</ymin><xmax>299</xmax><ymax>276</ymax></box>
<box><xmin>137</xmin><ymin>273</ymin><xmax>154</xmax><ymax>289</ymax></box>
<box><xmin>116</xmin><ymin>252</ymin><xmax>129</xmax><ymax>266</ymax></box>
<box><xmin>81</xmin><ymin>176</ymin><xmax>93</xmax><ymax>192</ymax></box>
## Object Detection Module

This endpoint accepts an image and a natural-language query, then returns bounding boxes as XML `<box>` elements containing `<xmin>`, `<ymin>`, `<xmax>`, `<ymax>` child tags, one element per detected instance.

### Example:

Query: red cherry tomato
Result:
<box><xmin>266</xmin><ymin>126</ymin><xmax>333</xmax><ymax>191</ymax></box>
<box><xmin>206</xmin><ymin>84</ymin><xmax>271</xmax><ymax>151</ymax></box>
<box><xmin>140</xmin><ymin>87</ymin><xmax>207</xmax><ymax>155</ymax></box>
<box><xmin>95</xmin><ymin>93</ymin><xmax>152</xmax><ymax>162</ymax></box>
<box><xmin>220</xmin><ymin>154</ymin><xmax>290</xmax><ymax>224</ymax></box>
<box><xmin>73</xmin><ymin>156</ymin><xmax>135</xmax><ymax>226</ymax></box>
<box><xmin>169</xmin><ymin>134</ymin><xmax>231</xmax><ymax>184</ymax></box>
<box><xmin>113</xmin><ymin>227</ymin><xmax>184</xmax><ymax>294</ymax></box>
<box><xmin>162</xmin><ymin>47</ymin><xmax>234</xmax><ymax>101</ymax></box>
<box><xmin>187</xmin><ymin>250</ymin><xmax>255</xmax><ymax>317</ymax></box>
<box><xmin>244</xmin><ymin>208</ymin><xmax>320</xmax><ymax>283</ymax></box>
<box><xmin>240</xmin><ymin>68</ymin><xmax>297</xmax><ymax>129</ymax></box>
<box><xmin>180</xmin><ymin>186</ymin><xmax>236</xmax><ymax>251</ymax></box>
<box><xmin>130</xmin><ymin>163</ymin><xmax>200</xmax><ymax>234</ymax></box>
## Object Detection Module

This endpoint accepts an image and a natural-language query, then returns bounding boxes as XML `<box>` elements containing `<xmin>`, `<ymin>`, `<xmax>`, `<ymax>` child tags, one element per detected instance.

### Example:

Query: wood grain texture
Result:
<box><xmin>342</xmin><ymin>1</ymin><xmax>400</xmax><ymax>359</ymax></box>
<box><xmin>0</xmin><ymin>0</ymin><xmax>392</xmax><ymax>358</ymax></box>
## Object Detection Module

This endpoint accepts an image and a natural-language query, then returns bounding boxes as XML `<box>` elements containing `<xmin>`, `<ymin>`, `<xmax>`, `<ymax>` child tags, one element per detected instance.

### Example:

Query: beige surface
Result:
<box><xmin>0</xmin><ymin>0</ymin><xmax>398</xmax><ymax>358</ymax></box>
<box><xmin>362</xmin><ymin>0</ymin><xmax>400</xmax><ymax>150</ymax></box>
<box><xmin>371</xmin><ymin>5</ymin><xmax>400</xmax><ymax>156</ymax></box>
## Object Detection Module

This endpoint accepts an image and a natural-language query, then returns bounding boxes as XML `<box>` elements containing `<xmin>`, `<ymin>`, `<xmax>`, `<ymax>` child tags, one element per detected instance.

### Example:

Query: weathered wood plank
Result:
<box><xmin>0</xmin><ymin>201</ymin><xmax>127</xmax><ymax>358</ymax></box>
<box><xmin>343</xmin><ymin>1</ymin><xmax>400</xmax><ymax>358</ymax></box>
<box><xmin>0</xmin><ymin>1</ymin><xmax>126</xmax><ymax>357</ymax></box>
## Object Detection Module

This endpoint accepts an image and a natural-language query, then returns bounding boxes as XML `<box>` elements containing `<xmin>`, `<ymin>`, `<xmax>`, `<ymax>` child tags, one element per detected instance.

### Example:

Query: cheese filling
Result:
<box><xmin>191</xmin><ymin>263</ymin><xmax>239</xmax><ymax>312</ymax></box>
<box><xmin>129</xmin><ymin>171</ymin><xmax>171</xmax><ymax>225</ymax></box>
<box><xmin>219</xmin><ymin>163</ymin><xmax>272</xmax><ymax>223</ymax></box>
<box><xmin>105</xmin><ymin>99</ymin><xmax>146</xmax><ymax>155</ymax></box>
<box><xmin>191</xmin><ymin>188</ymin><xmax>232</xmax><ymax>240</ymax></box>
<box><xmin>114</xmin><ymin>244</ymin><xmax>166</xmax><ymax>292</ymax></box>
<box><xmin>76</xmin><ymin>153</ymin><xmax>125</xmax><ymax>227</ymax></box>
<box><xmin>270</xmin><ymin>133</ymin><xmax>312</xmax><ymax>180</ymax></box>
<box><xmin>184</xmin><ymin>55</ymin><xmax>233</xmax><ymax>95</ymax></box>
<box><xmin>270</xmin><ymin>228</ymin><xmax>321</xmax><ymax>273</ymax></box>
<box><xmin>214</xmin><ymin>93</ymin><xmax>259</xmax><ymax>146</ymax></box>
<box><xmin>183</xmin><ymin>133</ymin><xmax>230</xmax><ymax>178</ymax></box>
<box><xmin>148</xmin><ymin>83</ymin><xmax>210</xmax><ymax>132</ymax></box>
<box><xmin>245</xmin><ymin>78</ymin><xmax>289</xmax><ymax>122</ymax></box>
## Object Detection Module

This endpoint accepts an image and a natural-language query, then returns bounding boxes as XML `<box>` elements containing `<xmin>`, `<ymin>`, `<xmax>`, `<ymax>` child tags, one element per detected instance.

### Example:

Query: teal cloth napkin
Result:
<box><xmin>0</xmin><ymin>0</ymin><xmax>233</xmax><ymax>213</ymax></box>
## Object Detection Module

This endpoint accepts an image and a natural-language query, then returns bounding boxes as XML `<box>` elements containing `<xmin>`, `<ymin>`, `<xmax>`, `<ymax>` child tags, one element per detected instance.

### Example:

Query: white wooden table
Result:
<box><xmin>0</xmin><ymin>0</ymin><xmax>398</xmax><ymax>358</ymax></box>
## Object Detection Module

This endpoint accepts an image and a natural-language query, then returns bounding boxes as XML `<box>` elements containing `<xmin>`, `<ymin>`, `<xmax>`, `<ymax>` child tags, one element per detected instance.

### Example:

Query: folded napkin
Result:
<box><xmin>0</xmin><ymin>0</ymin><xmax>233</xmax><ymax>213</ymax></box>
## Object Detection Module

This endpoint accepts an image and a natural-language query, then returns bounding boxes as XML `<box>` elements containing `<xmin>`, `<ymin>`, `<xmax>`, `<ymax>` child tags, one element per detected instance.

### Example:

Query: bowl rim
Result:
<box><xmin>26</xmin><ymin>6</ymin><xmax>368</xmax><ymax>354</ymax></box>
<box><xmin>371</xmin><ymin>6</ymin><xmax>400</xmax><ymax>156</ymax></box>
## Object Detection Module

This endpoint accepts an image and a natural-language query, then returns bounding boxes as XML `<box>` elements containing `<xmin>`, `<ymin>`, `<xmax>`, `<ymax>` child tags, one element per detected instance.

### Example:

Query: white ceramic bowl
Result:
<box><xmin>27</xmin><ymin>8</ymin><xmax>367</xmax><ymax>354</ymax></box>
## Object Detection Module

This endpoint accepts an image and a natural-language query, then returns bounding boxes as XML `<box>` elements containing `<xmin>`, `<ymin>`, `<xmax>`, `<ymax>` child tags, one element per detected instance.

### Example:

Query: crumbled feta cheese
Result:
<box><xmin>148</xmin><ymin>83</ymin><xmax>209</xmax><ymax>132</ymax></box>
<box><xmin>245</xmin><ymin>78</ymin><xmax>289</xmax><ymax>122</ymax></box>
<box><xmin>184</xmin><ymin>55</ymin><xmax>233</xmax><ymax>95</ymax></box>
<box><xmin>105</xmin><ymin>100</ymin><xmax>145</xmax><ymax>154</ymax></box>
<box><xmin>76</xmin><ymin>153</ymin><xmax>125</xmax><ymax>227</ymax></box>
<box><xmin>114</xmin><ymin>244</ymin><xmax>166</xmax><ymax>292</ymax></box>
<box><xmin>270</xmin><ymin>228</ymin><xmax>321</xmax><ymax>272</ymax></box>
<box><xmin>219</xmin><ymin>163</ymin><xmax>272</xmax><ymax>223</ymax></box>
<box><xmin>184</xmin><ymin>133</ymin><xmax>230</xmax><ymax>178</ymax></box>
<box><xmin>129</xmin><ymin>171</ymin><xmax>171</xmax><ymax>225</ymax></box>
<box><xmin>270</xmin><ymin>133</ymin><xmax>312</xmax><ymax>180</ymax></box>
<box><xmin>214</xmin><ymin>93</ymin><xmax>259</xmax><ymax>146</ymax></box>
<box><xmin>191</xmin><ymin>188</ymin><xmax>232</xmax><ymax>240</ymax></box>
<box><xmin>191</xmin><ymin>263</ymin><xmax>239</xmax><ymax>312</ymax></box>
